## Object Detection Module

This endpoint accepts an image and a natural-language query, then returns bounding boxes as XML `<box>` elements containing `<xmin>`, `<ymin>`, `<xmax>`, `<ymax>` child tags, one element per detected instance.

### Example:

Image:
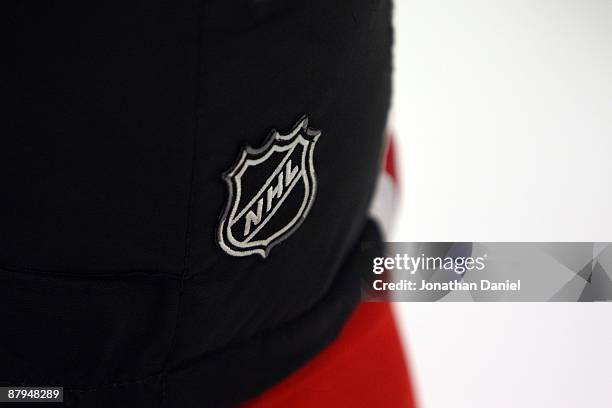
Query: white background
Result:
<box><xmin>391</xmin><ymin>1</ymin><xmax>612</xmax><ymax>407</ymax></box>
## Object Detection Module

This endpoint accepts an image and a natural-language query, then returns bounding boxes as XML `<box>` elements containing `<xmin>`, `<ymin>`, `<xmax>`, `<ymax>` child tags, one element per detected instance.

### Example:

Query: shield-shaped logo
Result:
<box><xmin>217</xmin><ymin>116</ymin><xmax>321</xmax><ymax>257</ymax></box>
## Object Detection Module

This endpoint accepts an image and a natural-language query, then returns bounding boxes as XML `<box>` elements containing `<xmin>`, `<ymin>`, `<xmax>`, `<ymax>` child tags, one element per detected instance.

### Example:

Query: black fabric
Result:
<box><xmin>2</xmin><ymin>0</ymin><xmax>392</xmax><ymax>406</ymax></box>
<box><xmin>0</xmin><ymin>221</ymin><xmax>383</xmax><ymax>407</ymax></box>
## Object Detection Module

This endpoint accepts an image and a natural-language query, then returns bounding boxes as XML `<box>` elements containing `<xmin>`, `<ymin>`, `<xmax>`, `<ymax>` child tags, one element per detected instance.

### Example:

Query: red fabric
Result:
<box><xmin>384</xmin><ymin>134</ymin><xmax>398</xmax><ymax>184</ymax></box>
<box><xmin>242</xmin><ymin>302</ymin><xmax>417</xmax><ymax>407</ymax></box>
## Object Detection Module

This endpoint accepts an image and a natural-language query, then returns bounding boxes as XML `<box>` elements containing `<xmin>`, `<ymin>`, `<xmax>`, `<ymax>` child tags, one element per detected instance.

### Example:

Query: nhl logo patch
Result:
<box><xmin>217</xmin><ymin>116</ymin><xmax>321</xmax><ymax>258</ymax></box>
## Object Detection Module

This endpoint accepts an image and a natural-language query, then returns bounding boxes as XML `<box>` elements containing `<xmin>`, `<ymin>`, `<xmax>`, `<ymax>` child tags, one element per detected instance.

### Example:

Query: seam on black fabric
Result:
<box><xmin>159</xmin><ymin>0</ymin><xmax>204</xmax><ymax>405</ymax></box>
<box><xmin>0</xmin><ymin>373</ymin><xmax>164</xmax><ymax>394</ymax></box>
<box><xmin>0</xmin><ymin>264</ymin><xmax>183</xmax><ymax>280</ymax></box>
<box><xmin>0</xmin><ymin>277</ymin><xmax>342</xmax><ymax>393</ymax></box>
